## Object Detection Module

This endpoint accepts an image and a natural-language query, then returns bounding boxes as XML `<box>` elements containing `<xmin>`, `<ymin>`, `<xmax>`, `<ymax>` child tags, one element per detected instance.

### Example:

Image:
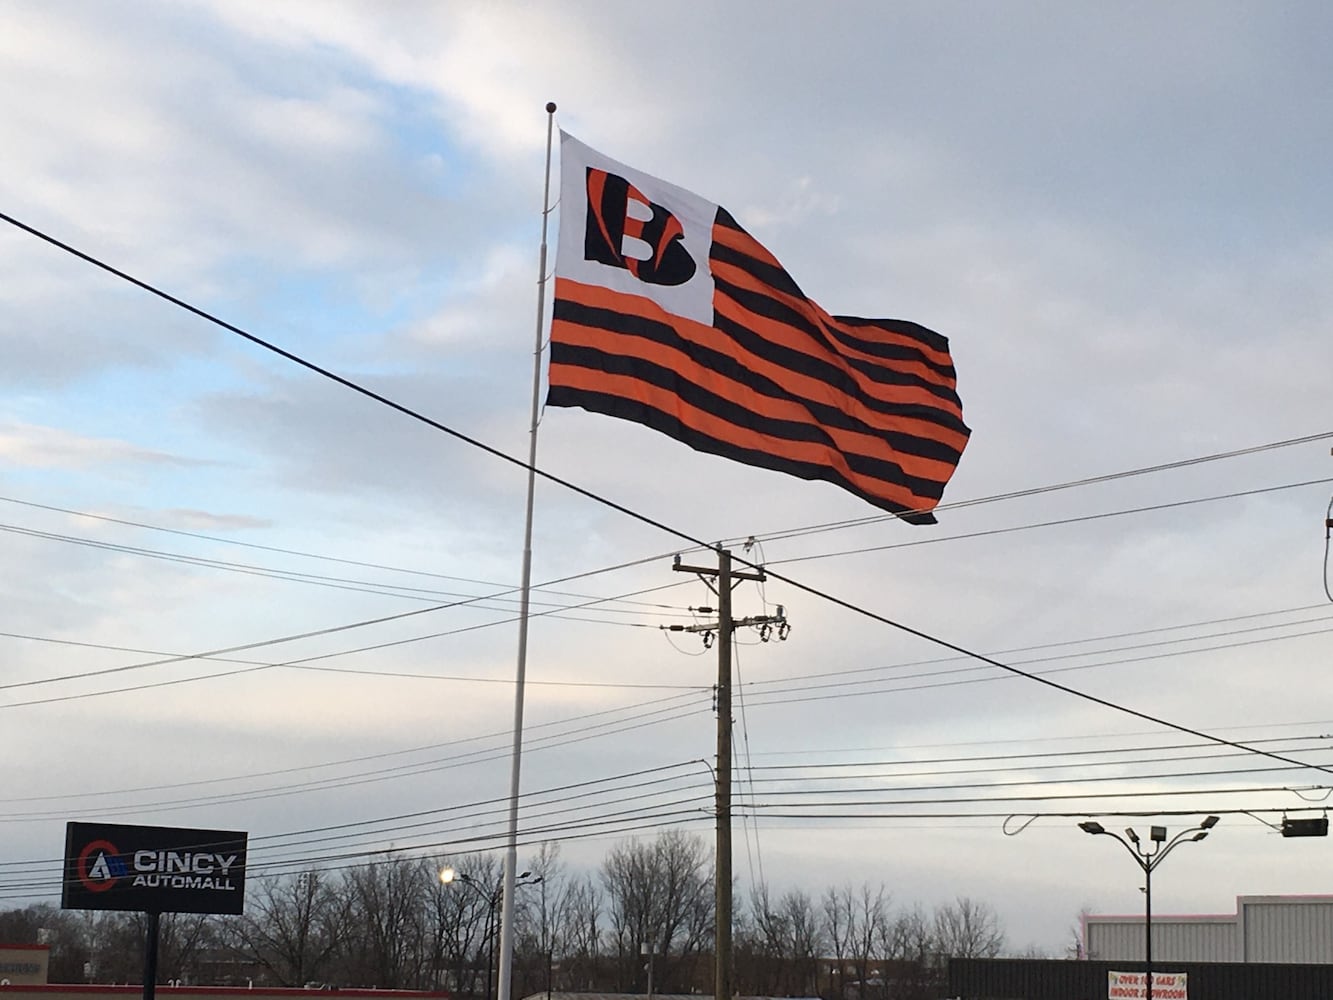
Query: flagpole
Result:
<box><xmin>496</xmin><ymin>101</ymin><xmax>557</xmax><ymax>1000</ymax></box>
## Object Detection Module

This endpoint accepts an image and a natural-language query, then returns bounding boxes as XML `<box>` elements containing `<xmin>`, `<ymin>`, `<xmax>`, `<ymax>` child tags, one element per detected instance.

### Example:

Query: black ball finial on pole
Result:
<box><xmin>546</xmin><ymin>102</ymin><xmax>557</xmax><ymax>113</ymax></box>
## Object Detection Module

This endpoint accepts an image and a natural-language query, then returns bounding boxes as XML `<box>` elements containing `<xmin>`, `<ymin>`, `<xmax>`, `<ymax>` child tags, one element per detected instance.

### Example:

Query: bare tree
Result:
<box><xmin>822</xmin><ymin>885</ymin><xmax>852</xmax><ymax>1000</ymax></box>
<box><xmin>223</xmin><ymin>870</ymin><xmax>345</xmax><ymax>986</ymax></box>
<box><xmin>82</xmin><ymin>912</ymin><xmax>215</xmax><ymax>986</ymax></box>
<box><xmin>884</xmin><ymin>905</ymin><xmax>939</xmax><ymax>1000</ymax></box>
<box><xmin>560</xmin><ymin>873</ymin><xmax>603</xmax><ymax>991</ymax></box>
<box><xmin>159</xmin><ymin>913</ymin><xmax>217</xmax><ymax>984</ymax></box>
<box><xmin>601</xmin><ymin>830</ymin><xmax>712</xmax><ymax>993</ymax></box>
<box><xmin>339</xmin><ymin>856</ymin><xmax>431</xmax><ymax>987</ymax></box>
<box><xmin>741</xmin><ymin>885</ymin><xmax>823</xmax><ymax>997</ymax></box>
<box><xmin>427</xmin><ymin>853</ymin><xmax>499</xmax><ymax>997</ymax></box>
<box><xmin>849</xmin><ymin>884</ymin><xmax>891</xmax><ymax>1000</ymax></box>
<box><xmin>87</xmin><ymin>912</ymin><xmax>145</xmax><ymax>984</ymax></box>
<box><xmin>885</xmin><ymin>905</ymin><xmax>933</xmax><ymax>965</ymax></box>
<box><xmin>783</xmin><ymin>887</ymin><xmax>824</xmax><ymax>996</ymax></box>
<box><xmin>932</xmin><ymin>897</ymin><xmax>1004</xmax><ymax>959</ymax></box>
<box><xmin>822</xmin><ymin>884</ymin><xmax>890</xmax><ymax>1000</ymax></box>
<box><xmin>513</xmin><ymin>842</ymin><xmax>566</xmax><ymax>998</ymax></box>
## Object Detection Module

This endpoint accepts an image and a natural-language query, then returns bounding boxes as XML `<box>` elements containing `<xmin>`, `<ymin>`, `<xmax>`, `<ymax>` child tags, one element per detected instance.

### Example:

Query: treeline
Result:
<box><xmin>1</xmin><ymin>832</ymin><xmax>1007</xmax><ymax>998</ymax></box>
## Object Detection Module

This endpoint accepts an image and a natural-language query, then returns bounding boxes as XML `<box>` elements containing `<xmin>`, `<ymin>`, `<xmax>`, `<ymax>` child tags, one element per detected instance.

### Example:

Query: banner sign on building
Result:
<box><xmin>61</xmin><ymin>821</ymin><xmax>247</xmax><ymax>915</ymax></box>
<box><xmin>1108</xmin><ymin>970</ymin><xmax>1187</xmax><ymax>1000</ymax></box>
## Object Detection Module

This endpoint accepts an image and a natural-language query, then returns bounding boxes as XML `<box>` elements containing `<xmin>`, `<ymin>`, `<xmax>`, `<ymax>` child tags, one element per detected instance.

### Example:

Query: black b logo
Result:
<box><xmin>584</xmin><ymin>168</ymin><xmax>697</xmax><ymax>286</ymax></box>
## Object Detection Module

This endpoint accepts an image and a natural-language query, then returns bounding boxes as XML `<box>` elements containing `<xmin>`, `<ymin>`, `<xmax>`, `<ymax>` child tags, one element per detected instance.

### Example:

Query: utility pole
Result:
<box><xmin>671</xmin><ymin>547</ymin><xmax>789</xmax><ymax>1000</ymax></box>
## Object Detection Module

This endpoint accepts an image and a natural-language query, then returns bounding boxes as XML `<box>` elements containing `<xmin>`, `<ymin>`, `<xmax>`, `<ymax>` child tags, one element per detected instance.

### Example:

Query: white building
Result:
<box><xmin>1084</xmin><ymin>895</ymin><xmax>1333</xmax><ymax>964</ymax></box>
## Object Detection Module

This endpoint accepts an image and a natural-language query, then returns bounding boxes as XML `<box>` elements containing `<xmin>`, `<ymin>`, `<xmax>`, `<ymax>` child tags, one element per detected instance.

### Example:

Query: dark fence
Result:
<box><xmin>948</xmin><ymin>957</ymin><xmax>1333</xmax><ymax>1000</ymax></box>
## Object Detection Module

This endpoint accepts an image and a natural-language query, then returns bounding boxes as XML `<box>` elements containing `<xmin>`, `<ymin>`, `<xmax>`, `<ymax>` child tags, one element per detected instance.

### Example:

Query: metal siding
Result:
<box><xmin>1156</xmin><ymin>920</ymin><xmax>1238</xmax><ymax>962</ymax></box>
<box><xmin>1087</xmin><ymin>917</ymin><xmax>1238</xmax><ymax>962</ymax></box>
<box><xmin>1087</xmin><ymin>921</ymin><xmax>1144</xmax><ymax>961</ymax></box>
<box><xmin>1243</xmin><ymin>899</ymin><xmax>1333</xmax><ymax>964</ymax></box>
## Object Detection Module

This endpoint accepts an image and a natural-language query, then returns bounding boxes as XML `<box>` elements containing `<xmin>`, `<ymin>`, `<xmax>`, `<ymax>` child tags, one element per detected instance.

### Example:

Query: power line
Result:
<box><xmin>6</xmin><ymin>210</ymin><xmax>1328</xmax><ymax>789</ymax></box>
<box><xmin>745</xmin><ymin>714</ymin><xmax>1333</xmax><ymax>760</ymax></box>
<box><xmin>739</xmin><ymin>782</ymin><xmax>1315</xmax><ymax>811</ymax></box>
<box><xmin>750</xmin><ymin>432</ymin><xmax>1333</xmax><ymax>544</ymax></box>
<box><xmin>0</xmin><ymin>493</ymin><xmax>681</xmax><ymax>610</ymax></box>
<box><xmin>768</xmin><ymin>478</ymin><xmax>1333</xmax><ymax>566</ymax></box>
<box><xmin>0</xmin><ymin>694</ymin><xmax>711</xmax><ymax>821</ymax></box>
<box><xmin>744</xmin><ymin>611</ymin><xmax>1333</xmax><ymax>700</ymax></box>
<box><xmin>743</xmin><ymin>622</ymin><xmax>1333</xmax><ymax>711</ymax></box>
<box><xmin>743</xmin><ymin>734</ymin><xmax>1333</xmax><ymax>773</ymax></box>
<box><xmin>1</xmin><ymin>689</ymin><xmax>703</xmax><ymax>807</ymax></box>
<box><xmin>0</xmin><ymin>759</ymin><xmax>713</xmax><ymax>871</ymax></box>
<box><xmin>0</xmin><ymin>567</ymin><xmax>685</xmax><ymax>700</ymax></box>
<box><xmin>0</xmin><ymin>518</ymin><xmax>696</xmax><ymax>617</ymax></box>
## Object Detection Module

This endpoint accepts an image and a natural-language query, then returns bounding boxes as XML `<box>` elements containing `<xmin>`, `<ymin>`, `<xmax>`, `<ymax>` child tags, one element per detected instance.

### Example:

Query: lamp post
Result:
<box><xmin>440</xmin><ymin>867</ymin><xmax>544</xmax><ymax>1000</ymax></box>
<box><xmin>1077</xmin><ymin>816</ymin><xmax>1218</xmax><ymax>1000</ymax></box>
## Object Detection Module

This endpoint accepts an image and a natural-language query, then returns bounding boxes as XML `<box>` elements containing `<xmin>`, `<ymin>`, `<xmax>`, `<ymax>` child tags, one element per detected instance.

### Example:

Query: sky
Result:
<box><xmin>2</xmin><ymin>0</ymin><xmax>1333</xmax><ymax>957</ymax></box>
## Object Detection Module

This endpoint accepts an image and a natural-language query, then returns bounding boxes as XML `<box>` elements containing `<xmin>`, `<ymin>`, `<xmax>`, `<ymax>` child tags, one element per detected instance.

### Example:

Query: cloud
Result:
<box><xmin>3</xmin><ymin>0</ymin><xmax>1332</xmax><ymax>956</ymax></box>
<box><xmin>0</xmin><ymin>422</ymin><xmax>207</xmax><ymax>470</ymax></box>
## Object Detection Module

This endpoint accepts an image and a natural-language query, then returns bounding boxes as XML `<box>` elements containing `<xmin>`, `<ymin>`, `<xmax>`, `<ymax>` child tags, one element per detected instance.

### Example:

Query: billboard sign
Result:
<box><xmin>61</xmin><ymin>822</ymin><xmax>247</xmax><ymax>915</ymax></box>
<box><xmin>1108</xmin><ymin>971</ymin><xmax>1187</xmax><ymax>1000</ymax></box>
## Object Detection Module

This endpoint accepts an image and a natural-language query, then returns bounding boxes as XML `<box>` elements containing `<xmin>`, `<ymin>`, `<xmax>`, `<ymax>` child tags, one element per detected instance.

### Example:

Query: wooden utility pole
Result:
<box><xmin>672</xmin><ymin>548</ymin><xmax>788</xmax><ymax>1000</ymax></box>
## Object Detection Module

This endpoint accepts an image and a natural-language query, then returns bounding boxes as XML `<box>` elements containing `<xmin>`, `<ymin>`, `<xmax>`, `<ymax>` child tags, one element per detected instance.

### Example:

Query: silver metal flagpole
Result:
<box><xmin>496</xmin><ymin>100</ymin><xmax>557</xmax><ymax>1000</ymax></box>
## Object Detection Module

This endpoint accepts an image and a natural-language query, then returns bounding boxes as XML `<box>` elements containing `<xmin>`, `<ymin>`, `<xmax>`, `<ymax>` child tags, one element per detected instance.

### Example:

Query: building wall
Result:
<box><xmin>1241</xmin><ymin>897</ymin><xmax>1333</xmax><ymax>964</ymax></box>
<box><xmin>1085</xmin><ymin>895</ymin><xmax>1333</xmax><ymax>965</ymax></box>
<box><xmin>1086</xmin><ymin>917</ymin><xmax>1237</xmax><ymax>962</ymax></box>
<box><xmin>0</xmin><ymin>947</ymin><xmax>50</xmax><ymax>987</ymax></box>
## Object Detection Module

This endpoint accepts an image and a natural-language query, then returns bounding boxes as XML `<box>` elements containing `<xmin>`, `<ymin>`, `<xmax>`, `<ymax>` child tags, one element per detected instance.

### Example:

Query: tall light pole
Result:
<box><xmin>440</xmin><ymin>868</ymin><xmax>544</xmax><ymax>1000</ymax></box>
<box><xmin>1077</xmin><ymin>816</ymin><xmax>1218</xmax><ymax>1000</ymax></box>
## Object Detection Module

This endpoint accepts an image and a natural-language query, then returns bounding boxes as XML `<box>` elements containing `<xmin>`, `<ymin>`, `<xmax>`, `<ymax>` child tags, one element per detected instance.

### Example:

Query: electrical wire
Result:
<box><xmin>0</xmin><ymin>492</ymin><xmax>683</xmax><ymax>610</ymax></box>
<box><xmin>748</xmin><ymin>432</ymin><xmax>1333</xmax><ymax>544</ymax></box>
<box><xmin>738</xmin><ymin>782</ymin><xmax>1313</xmax><ymax>811</ymax></box>
<box><xmin>732</xmin><ymin>638</ymin><xmax>766</xmax><ymax>890</ymax></box>
<box><xmin>741</xmin><ymin>619</ymin><xmax>1333</xmax><ymax>711</ymax></box>
<box><xmin>745</xmin><ymin>714</ymin><xmax>1333</xmax><ymax>759</ymax></box>
<box><xmin>1</xmin><ymin>689</ymin><xmax>704</xmax><ymax>807</ymax></box>
<box><xmin>737</xmin><ymin>762</ymin><xmax>1325</xmax><ymax>797</ymax></box>
<box><xmin>0</xmin><ymin>811</ymin><xmax>717</xmax><ymax>901</ymax></box>
<box><xmin>0</xmin><ymin>759</ymin><xmax>713</xmax><ymax>872</ymax></box>
<box><xmin>1323</xmin><ymin>496</ymin><xmax>1333</xmax><ymax>602</ymax></box>
<box><xmin>5</xmin><ymin>210</ymin><xmax>1329</xmax><ymax>793</ymax></box>
<box><xmin>741</xmin><ymin>734</ymin><xmax>1333</xmax><ymax>775</ymax></box>
<box><xmin>0</xmin><ymin>693</ymin><xmax>711</xmax><ymax>821</ymax></box>
<box><xmin>0</xmin><ymin>570</ymin><xmax>689</xmax><ymax>700</ymax></box>
<box><xmin>0</xmin><ymin>518</ymin><xmax>695</xmax><ymax>618</ymax></box>
<box><xmin>743</xmin><ymin>610</ymin><xmax>1333</xmax><ymax>701</ymax></box>
<box><xmin>768</xmin><ymin>478</ymin><xmax>1333</xmax><ymax>566</ymax></box>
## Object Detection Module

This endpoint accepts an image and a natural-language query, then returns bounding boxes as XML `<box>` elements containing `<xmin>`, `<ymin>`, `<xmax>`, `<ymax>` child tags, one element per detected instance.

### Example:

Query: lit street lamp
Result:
<box><xmin>440</xmin><ymin>867</ymin><xmax>544</xmax><ymax>1000</ymax></box>
<box><xmin>1077</xmin><ymin>816</ymin><xmax>1219</xmax><ymax>1000</ymax></box>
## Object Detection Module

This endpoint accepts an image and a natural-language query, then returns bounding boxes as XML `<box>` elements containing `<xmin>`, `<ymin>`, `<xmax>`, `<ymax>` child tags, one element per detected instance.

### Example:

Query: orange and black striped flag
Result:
<box><xmin>547</xmin><ymin>133</ymin><xmax>969</xmax><ymax>522</ymax></box>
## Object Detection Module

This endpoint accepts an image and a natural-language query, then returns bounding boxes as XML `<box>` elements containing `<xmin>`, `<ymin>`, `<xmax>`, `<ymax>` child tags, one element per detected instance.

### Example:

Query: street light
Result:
<box><xmin>439</xmin><ymin>867</ymin><xmax>544</xmax><ymax>1000</ymax></box>
<box><xmin>1077</xmin><ymin>816</ymin><xmax>1218</xmax><ymax>1000</ymax></box>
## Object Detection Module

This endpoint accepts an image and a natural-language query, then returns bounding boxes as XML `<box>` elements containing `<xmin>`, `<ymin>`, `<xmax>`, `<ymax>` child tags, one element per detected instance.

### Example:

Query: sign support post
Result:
<box><xmin>143</xmin><ymin>912</ymin><xmax>160</xmax><ymax>1000</ymax></box>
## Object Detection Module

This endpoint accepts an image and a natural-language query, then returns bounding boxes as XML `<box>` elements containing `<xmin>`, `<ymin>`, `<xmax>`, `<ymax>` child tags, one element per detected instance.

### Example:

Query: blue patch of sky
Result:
<box><xmin>12</xmin><ymin>10</ymin><xmax>542</xmax><ymax>533</ymax></box>
<box><xmin>181</xmin><ymin>86</ymin><xmax>528</xmax><ymax>375</ymax></box>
